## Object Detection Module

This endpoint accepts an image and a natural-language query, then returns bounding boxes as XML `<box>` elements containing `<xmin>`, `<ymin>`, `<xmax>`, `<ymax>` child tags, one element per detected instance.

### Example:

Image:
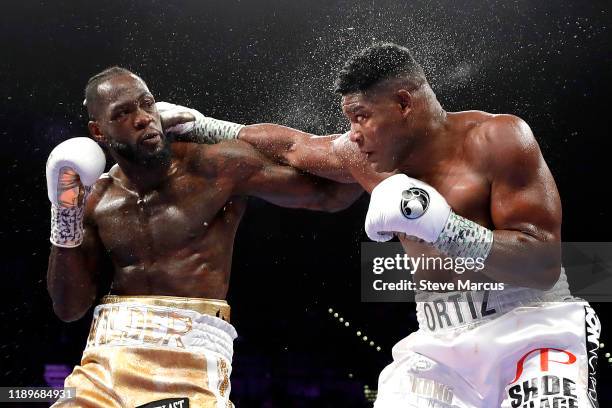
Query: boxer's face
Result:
<box><xmin>88</xmin><ymin>74</ymin><xmax>168</xmax><ymax>165</ymax></box>
<box><xmin>342</xmin><ymin>88</ymin><xmax>412</xmax><ymax>172</ymax></box>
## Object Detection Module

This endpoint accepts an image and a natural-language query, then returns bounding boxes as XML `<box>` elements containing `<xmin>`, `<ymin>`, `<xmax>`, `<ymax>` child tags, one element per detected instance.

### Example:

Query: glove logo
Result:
<box><xmin>400</xmin><ymin>188</ymin><xmax>429</xmax><ymax>219</ymax></box>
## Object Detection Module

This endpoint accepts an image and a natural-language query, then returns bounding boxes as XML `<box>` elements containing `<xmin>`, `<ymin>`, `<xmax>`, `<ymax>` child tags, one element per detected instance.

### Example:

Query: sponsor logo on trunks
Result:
<box><xmin>584</xmin><ymin>306</ymin><xmax>600</xmax><ymax>407</ymax></box>
<box><xmin>405</xmin><ymin>353</ymin><xmax>434</xmax><ymax>372</ymax></box>
<box><xmin>422</xmin><ymin>290</ymin><xmax>496</xmax><ymax>331</ymax></box>
<box><xmin>507</xmin><ymin>375</ymin><xmax>577</xmax><ymax>408</ymax></box>
<box><xmin>136</xmin><ymin>397</ymin><xmax>189</xmax><ymax>408</ymax></box>
<box><xmin>400</xmin><ymin>187</ymin><xmax>429</xmax><ymax>219</ymax></box>
<box><xmin>508</xmin><ymin>349</ymin><xmax>578</xmax><ymax>408</ymax></box>
<box><xmin>402</xmin><ymin>374</ymin><xmax>454</xmax><ymax>405</ymax></box>
<box><xmin>510</xmin><ymin>348</ymin><xmax>576</xmax><ymax>384</ymax></box>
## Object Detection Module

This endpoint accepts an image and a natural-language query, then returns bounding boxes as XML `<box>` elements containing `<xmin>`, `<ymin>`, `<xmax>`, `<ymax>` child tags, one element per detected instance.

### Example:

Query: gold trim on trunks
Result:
<box><xmin>101</xmin><ymin>295</ymin><xmax>231</xmax><ymax>322</ymax></box>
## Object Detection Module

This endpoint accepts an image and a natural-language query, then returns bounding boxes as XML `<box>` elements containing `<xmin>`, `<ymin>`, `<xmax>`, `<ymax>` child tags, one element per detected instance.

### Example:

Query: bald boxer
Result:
<box><xmin>46</xmin><ymin>66</ymin><xmax>362</xmax><ymax>407</ymax></box>
<box><xmin>176</xmin><ymin>43</ymin><xmax>600</xmax><ymax>407</ymax></box>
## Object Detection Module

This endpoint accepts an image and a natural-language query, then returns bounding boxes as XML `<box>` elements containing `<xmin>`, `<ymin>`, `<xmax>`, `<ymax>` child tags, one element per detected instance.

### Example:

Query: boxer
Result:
<box><xmin>46</xmin><ymin>66</ymin><xmax>362</xmax><ymax>407</ymax></box>
<box><xmin>175</xmin><ymin>43</ymin><xmax>600</xmax><ymax>407</ymax></box>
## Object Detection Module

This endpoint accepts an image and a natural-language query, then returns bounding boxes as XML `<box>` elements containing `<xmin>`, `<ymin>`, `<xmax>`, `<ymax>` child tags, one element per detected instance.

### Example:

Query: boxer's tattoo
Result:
<box><xmin>433</xmin><ymin>211</ymin><xmax>493</xmax><ymax>262</ymax></box>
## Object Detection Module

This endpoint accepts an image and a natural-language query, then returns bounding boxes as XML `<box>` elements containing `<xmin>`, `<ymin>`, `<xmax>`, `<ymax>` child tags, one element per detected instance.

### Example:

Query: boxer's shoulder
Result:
<box><xmin>91</xmin><ymin>166</ymin><xmax>116</xmax><ymax>196</ymax></box>
<box><xmin>461</xmin><ymin>112</ymin><xmax>533</xmax><ymax>146</ymax></box>
<box><xmin>477</xmin><ymin>113</ymin><xmax>532</xmax><ymax>138</ymax></box>
<box><xmin>460</xmin><ymin>114</ymin><xmax>546</xmax><ymax>188</ymax></box>
<box><xmin>85</xmin><ymin>175</ymin><xmax>114</xmax><ymax>223</ymax></box>
<box><xmin>458</xmin><ymin>112</ymin><xmax>540</xmax><ymax>170</ymax></box>
<box><xmin>179</xmin><ymin>139</ymin><xmax>266</xmax><ymax>180</ymax></box>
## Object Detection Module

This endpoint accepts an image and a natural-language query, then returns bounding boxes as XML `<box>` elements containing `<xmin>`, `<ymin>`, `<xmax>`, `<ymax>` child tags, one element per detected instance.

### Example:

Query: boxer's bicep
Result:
<box><xmin>487</xmin><ymin>117</ymin><xmax>561</xmax><ymax>242</ymax></box>
<box><xmin>81</xmin><ymin>213</ymin><xmax>107</xmax><ymax>283</ymax></box>
<box><xmin>290</xmin><ymin>133</ymin><xmax>355</xmax><ymax>182</ymax></box>
<box><xmin>213</xmin><ymin>140</ymin><xmax>361</xmax><ymax>211</ymax></box>
<box><xmin>245</xmin><ymin>161</ymin><xmax>362</xmax><ymax>212</ymax></box>
<box><xmin>228</xmin><ymin>144</ymin><xmax>359</xmax><ymax>211</ymax></box>
<box><xmin>81</xmin><ymin>182</ymin><xmax>112</xmax><ymax>278</ymax></box>
<box><xmin>481</xmin><ymin>118</ymin><xmax>563</xmax><ymax>288</ymax></box>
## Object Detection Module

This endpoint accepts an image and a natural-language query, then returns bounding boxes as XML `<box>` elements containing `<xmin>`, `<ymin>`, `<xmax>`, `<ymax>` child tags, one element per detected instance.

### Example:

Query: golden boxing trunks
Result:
<box><xmin>51</xmin><ymin>295</ymin><xmax>238</xmax><ymax>408</ymax></box>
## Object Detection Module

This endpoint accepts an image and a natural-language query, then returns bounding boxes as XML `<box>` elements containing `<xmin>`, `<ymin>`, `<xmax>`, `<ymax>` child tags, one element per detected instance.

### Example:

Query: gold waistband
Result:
<box><xmin>101</xmin><ymin>295</ymin><xmax>231</xmax><ymax>322</ymax></box>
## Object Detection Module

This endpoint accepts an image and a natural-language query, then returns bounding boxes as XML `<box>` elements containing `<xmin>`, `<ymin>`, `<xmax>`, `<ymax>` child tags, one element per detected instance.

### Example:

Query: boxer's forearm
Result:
<box><xmin>157</xmin><ymin>102</ymin><xmax>244</xmax><ymax>143</ymax></box>
<box><xmin>47</xmin><ymin>246</ymin><xmax>97</xmax><ymax>322</ymax></box>
<box><xmin>432</xmin><ymin>211</ymin><xmax>561</xmax><ymax>289</ymax></box>
<box><xmin>479</xmin><ymin>230</ymin><xmax>561</xmax><ymax>290</ymax></box>
<box><xmin>409</xmin><ymin>231</ymin><xmax>560</xmax><ymax>289</ymax></box>
<box><xmin>172</xmin><ymin>123</ymin><xmax>300</xmax><ymax>163</ymax></box>
<box><xmin>430</xmin><ymin>221</ymin><xmax>560</xmax><ymax>289</ymax></box>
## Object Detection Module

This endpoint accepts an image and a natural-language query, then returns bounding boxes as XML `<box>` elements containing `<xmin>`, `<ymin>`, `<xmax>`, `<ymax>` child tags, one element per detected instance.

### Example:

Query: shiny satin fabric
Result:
<box><xmin>374</xmin><ymin>301</ymin><xmax>599</xmax><ymax>408</ymax></box>
<box><xmin>52</xmin><ymin>296</ymin><xmax>237</xmax><ymax>408</ymax></box>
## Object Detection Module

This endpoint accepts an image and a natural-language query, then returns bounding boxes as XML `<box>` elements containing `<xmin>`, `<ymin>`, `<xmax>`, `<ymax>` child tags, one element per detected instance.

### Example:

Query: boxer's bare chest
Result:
<box><xmin>93</xmin><ymin>171</ymin><xmax>239</xmax><ymax>266</ymax></box>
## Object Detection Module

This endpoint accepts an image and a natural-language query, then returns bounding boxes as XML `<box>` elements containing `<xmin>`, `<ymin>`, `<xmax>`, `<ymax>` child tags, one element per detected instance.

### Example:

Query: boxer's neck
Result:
<box><xmin>115</xmin><ymin>156</ymin><xmax>176</xmax><ymax>195</ymax></box>
<box><xmin>398</xmin><ymin>103</ymin><xmax>458</xmax><ymax>178</ymax></box>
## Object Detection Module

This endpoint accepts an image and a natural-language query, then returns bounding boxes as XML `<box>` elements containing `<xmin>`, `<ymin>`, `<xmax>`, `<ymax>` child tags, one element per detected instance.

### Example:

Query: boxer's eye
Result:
<box><xmin>112</xmin><ymin>109</ymin><xmax>130</xmax><ymax>121</ymax></box>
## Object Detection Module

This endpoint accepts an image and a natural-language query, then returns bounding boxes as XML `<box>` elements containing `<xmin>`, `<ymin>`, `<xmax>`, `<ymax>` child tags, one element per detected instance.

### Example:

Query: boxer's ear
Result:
<box><xmin>396</xmin><ymin>89</ymin><xmax>413</xmax><ymax>118</ymax></box>
<box><xmin>88</xmin><ymin>121</ymin><xmax>106</xmax><ymax>144</ymax></box>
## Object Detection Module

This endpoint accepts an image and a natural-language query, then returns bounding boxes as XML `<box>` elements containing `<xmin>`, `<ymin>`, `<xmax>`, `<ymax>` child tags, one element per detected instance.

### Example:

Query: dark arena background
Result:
<box><xmin>1</xmin><ymin>0</ymin><xmax>610</xmax><ymax>406</ymax></box>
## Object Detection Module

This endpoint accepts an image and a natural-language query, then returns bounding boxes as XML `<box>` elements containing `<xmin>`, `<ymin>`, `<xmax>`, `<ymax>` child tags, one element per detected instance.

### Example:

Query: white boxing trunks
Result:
<box><xmin>374</xmin><ymin>270</ymin><xmax>600</xmax><ymax>408</ymax></box>
<box><xmin>52</xmin><ymin>295</ymin><xmax>238</xmax><ymax>408</ymax></box>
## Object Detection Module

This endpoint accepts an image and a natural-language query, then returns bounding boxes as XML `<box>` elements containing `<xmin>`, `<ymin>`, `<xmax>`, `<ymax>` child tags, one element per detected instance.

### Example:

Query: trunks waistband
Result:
<box><xmin>102</xmin><ymin>294</ymin><xmax>231</xmax><ymax>322</ymax></box>
<box><xmin>415</xmin><ymin>287</ymin><xmax>571</xmax><ymax>333</ymax></box>
<box><xmin>415</xmin><ymin>268</ymin><xmax>572</xmax><ymax>333</ymax></box>
<box><xmin>87</xmin><ymin>296</ymin><xmax>237</xmax><ymax>361</ymax></box>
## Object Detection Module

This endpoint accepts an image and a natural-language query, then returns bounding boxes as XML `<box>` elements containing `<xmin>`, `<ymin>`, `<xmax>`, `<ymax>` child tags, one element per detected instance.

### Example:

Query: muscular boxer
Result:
<box><xmin>46</xmin><ymin>67</ymin><xmax>362</xmax><ymax>407</ymax></box>
<box><xmin>177</xmin><ymin>44</ymin><xmax>600</xmax><ymax>407</ymax></box>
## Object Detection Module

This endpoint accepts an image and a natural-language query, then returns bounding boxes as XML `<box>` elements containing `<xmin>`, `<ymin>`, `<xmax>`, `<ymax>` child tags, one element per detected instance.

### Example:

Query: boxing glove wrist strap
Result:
<box><xmin>432</xmin><ymin>211</ymin><xmax>494</xmax><ymax>261</ymax></box>
<box><xmin>50</xmin><ymin>203</ymin><xmax>85</xmax><ymax>248</ymax></box>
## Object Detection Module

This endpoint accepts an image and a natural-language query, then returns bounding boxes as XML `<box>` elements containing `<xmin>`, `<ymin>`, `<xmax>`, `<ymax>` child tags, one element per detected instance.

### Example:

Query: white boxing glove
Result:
<box><xmin>46</xmin><ymin>137</ymin><xmax>106</xmax><ymax>247</ymax></box>
<box><xmin>365</xmin><ymin>174</ymin><xmax>451</xmax><ymax>243</ymax></box>
<box><xmin>156</xmin><ymin>101</ymin><xmax>244</xmax><ymax>144</ymax></box>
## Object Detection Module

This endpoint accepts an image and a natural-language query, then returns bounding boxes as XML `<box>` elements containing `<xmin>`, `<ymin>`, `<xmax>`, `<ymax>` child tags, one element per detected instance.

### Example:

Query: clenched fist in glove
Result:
<box><xmin>46</xmin><ymin>138</ymin><xmax>106</xmax><ymax>247</ymax></box>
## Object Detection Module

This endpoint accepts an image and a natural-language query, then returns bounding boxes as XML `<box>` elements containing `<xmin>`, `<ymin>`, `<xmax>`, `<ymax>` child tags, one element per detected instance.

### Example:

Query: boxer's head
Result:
<box><xmin>336</xmin><ymin>43</ymin><xmax>434</xmax><ymax>172</ymax></box>
<box><xmin>85</xmin><ymin>67</ymin><xmax>169</xmax><ymax>166</ymax></box>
